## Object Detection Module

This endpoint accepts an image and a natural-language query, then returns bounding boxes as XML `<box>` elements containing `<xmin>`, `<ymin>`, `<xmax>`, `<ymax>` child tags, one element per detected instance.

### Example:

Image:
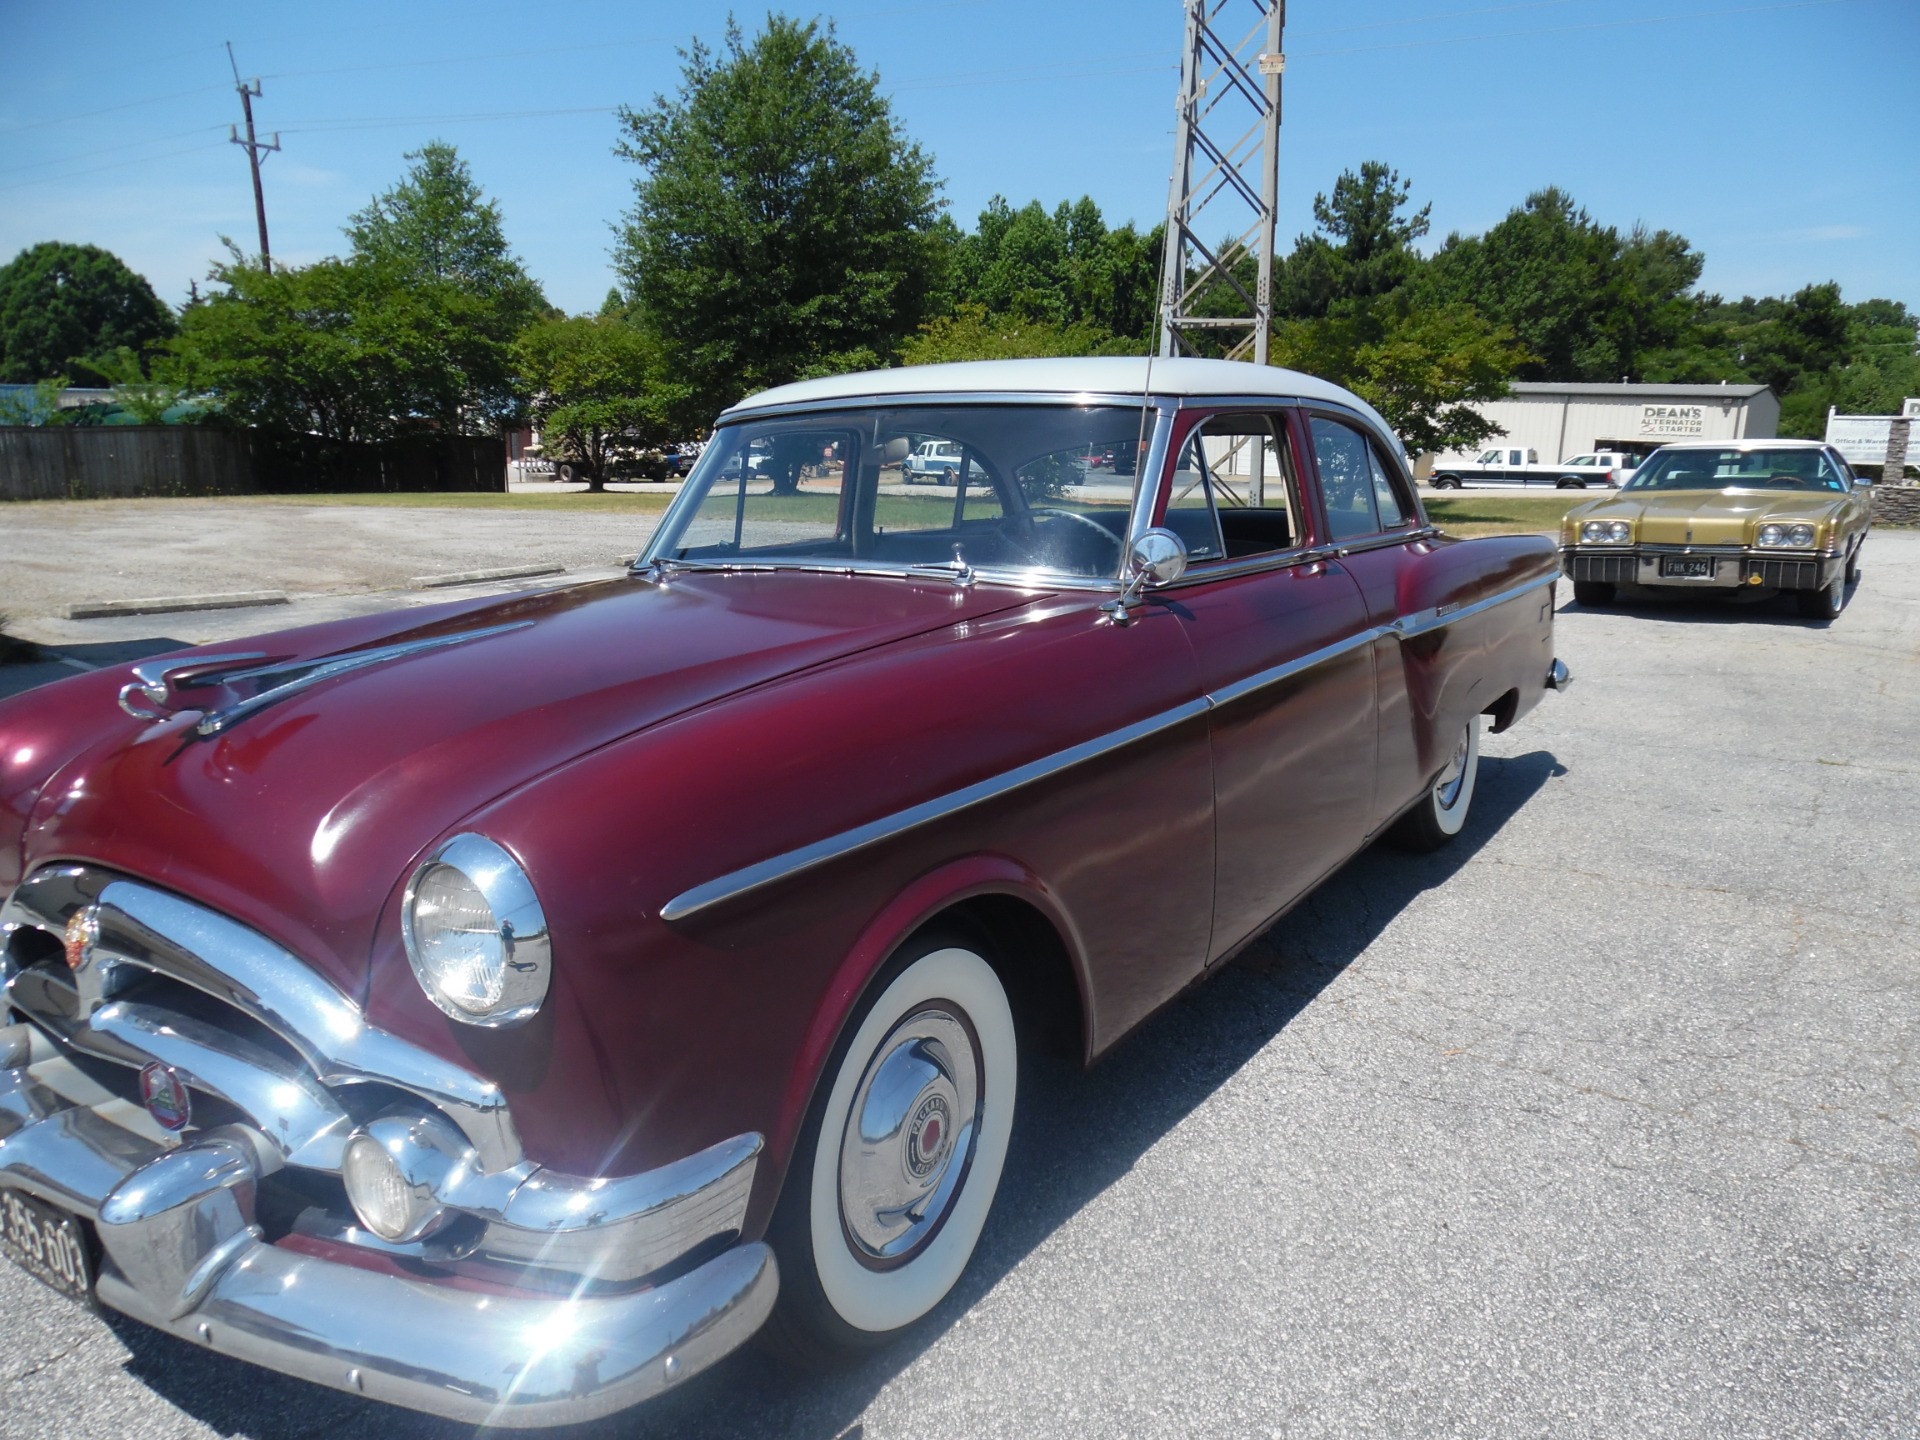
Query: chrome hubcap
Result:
<box><xmin>1434</xmin><ymin>726</ymin><xmax>1471</xmax><ymax>808</ymax></box>
<box><xmin>839</xmin><ymin>1007</ymin><xmax>979</xmax><ymax>1266</ymax></box>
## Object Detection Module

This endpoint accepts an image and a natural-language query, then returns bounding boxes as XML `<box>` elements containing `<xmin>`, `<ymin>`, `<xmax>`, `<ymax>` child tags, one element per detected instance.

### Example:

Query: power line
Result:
<box><xmin>0</xmin><ymin>124</ymin><xmax>228</xmax><ymax>181</ymax></box>
<box><xmin>0</xmin><ymin>141</ymin><xmax>231</xmax><ymax>195</ymax></box>
<box><xmin>0</xmin><ymin>82</ymin><xmax>230</xmax><ymax>137</ymax></box>
<box><xmin>1290</xmin><ymin>0</ymin><xmax>1848</xmax><ymax>58</ymax></box>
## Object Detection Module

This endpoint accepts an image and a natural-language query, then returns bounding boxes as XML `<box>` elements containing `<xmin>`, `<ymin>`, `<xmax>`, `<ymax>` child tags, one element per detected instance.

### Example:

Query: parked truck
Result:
<box><xmin>1429</xmin><ymin>445</ymin><xmax>1633</xmax><ymax>489</ymax></box>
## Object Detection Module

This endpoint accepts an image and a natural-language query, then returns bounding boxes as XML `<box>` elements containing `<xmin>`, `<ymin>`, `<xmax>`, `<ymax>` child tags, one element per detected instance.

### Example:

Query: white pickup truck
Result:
<box><xmin>1429</xmin><ymin>446</ymin><xmax>1634</xmax><ymax>489</ymax></box>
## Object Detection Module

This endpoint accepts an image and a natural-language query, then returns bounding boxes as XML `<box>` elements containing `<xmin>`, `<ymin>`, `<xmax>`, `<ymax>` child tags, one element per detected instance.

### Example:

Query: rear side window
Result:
<box><xmin>1311</xmin><ymin>417</ymin><xmax>1413</xmax><ymax>540</ymax></box>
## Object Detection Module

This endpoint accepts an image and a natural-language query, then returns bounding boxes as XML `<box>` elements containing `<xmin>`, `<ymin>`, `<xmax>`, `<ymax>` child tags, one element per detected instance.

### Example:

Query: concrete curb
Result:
<box><xmin>64</xmin><ymin>591</ymin><xmax>289</xmax><ymax>620</ymax></box>
<box><xmin>408</xmin><ymin>563</ymin><xmax>567</xmax><ymax>589</ymax></box>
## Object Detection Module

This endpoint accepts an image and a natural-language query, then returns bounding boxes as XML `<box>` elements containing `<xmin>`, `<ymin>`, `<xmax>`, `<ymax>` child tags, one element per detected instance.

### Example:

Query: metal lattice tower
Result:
<box><xmin>1156</xmin><ymin>0</ymin><xmax>1285</xmax><ymax>363</ymax></box>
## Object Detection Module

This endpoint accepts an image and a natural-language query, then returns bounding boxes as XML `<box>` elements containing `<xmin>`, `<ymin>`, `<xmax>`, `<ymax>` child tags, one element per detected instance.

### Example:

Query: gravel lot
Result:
<box><xmin>2</xmin><ymin>528</ymin><xmax>1916</xmax><ymax>1440</ymax></box>
<box><xmin>0</xmin><ymin>495</ymin><xmax>666</xmax><ymax>621</ymax></box>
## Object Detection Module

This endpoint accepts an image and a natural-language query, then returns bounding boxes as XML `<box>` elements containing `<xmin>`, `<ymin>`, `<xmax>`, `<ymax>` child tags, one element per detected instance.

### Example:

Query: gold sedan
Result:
<box><xmin>1559</xmin><ymin>439</ymin><xmax>1872</xmax><ymax>619</ymax></box>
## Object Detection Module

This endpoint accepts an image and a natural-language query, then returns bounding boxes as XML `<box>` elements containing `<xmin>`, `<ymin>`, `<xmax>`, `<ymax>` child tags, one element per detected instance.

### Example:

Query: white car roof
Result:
<box><xmin>724</xmin><ymin>357</ymin><xmax>1400</xmax><ymax>446</ymax></box>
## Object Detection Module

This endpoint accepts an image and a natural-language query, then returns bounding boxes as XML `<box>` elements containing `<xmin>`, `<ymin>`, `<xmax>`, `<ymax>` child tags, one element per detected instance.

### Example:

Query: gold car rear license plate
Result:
<box><xmin>0</xmin><ymin>1188</ymin><xmax>96</xmax><ymax>1304</ymax></box>
<box><xmin>1659</xmin><ymin>556</ymin><xmax>1715</xmax><ymax>579</ymax></box>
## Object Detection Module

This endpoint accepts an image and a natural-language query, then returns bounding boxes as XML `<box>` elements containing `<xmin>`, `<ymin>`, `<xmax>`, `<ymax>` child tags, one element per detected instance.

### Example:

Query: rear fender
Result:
<box><xmin>1397</xmin><ymin>535</ymin><xmax>1560</xmax><ymax>779</ymax></box>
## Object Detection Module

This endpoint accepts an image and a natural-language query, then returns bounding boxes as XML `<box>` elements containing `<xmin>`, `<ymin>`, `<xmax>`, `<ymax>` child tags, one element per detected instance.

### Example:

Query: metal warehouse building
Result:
<box><xmin>1430</xmin><ymin>382</ymin><xmax>1779</xmax><ymax>467</ymax></box>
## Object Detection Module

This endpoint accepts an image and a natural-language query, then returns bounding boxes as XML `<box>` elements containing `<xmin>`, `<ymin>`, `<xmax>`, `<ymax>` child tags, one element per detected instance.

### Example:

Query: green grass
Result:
<box><xmin>1421</xmin><ymin>492</ymin><xmax>1591</xmax><ymax>537</ymax></box>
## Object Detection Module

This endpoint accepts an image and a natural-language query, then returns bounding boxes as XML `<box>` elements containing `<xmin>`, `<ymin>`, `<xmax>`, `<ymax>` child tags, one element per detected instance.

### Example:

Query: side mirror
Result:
<box><xmin>1103</xmin><ymin>527</ymin><xmax>1188</xmax><ymax>625</ymax></box>
<box><xmin>1127</xmin><ymin>526</ymin><xmax>1189</xmax><ymax>587</ymax></box>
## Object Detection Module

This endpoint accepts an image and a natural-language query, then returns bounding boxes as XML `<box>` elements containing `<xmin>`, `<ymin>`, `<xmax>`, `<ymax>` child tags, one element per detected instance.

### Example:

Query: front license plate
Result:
<box><xmin>0</xmin><ymin>1188</ymin><xmax>95</xmax><ymax>1304</ymax></box>
<box><xmin>1659</xmin><ymin>556</ymin><xmax>1715</xmax><ymax>579</ymax></box>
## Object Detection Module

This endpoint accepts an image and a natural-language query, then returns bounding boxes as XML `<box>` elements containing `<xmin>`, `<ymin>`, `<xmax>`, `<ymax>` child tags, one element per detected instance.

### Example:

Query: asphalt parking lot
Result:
<box><xmin>1</xmin><ymin>527</ymin><xmax>1916</xmax><ymax>1440</ymax></box>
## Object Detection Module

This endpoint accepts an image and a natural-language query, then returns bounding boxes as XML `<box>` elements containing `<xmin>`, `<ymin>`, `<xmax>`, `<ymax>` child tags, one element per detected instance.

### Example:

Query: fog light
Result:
<box><xmin>340</xmin><ymin>1114</ymin><xmax>469</xmax><ymax>1243</ymax></box>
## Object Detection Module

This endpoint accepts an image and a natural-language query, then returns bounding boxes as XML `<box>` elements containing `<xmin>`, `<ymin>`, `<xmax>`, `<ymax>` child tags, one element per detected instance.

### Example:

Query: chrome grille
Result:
<box><xmin>1570</xmin><ymin>553</ymin><xmax>1636</xmax><ymax>584</ymax></box>
<box><xmin>1745</xmin><ymin>557</ymin><xmax>1820</xmax><ymax>589</ymax></box>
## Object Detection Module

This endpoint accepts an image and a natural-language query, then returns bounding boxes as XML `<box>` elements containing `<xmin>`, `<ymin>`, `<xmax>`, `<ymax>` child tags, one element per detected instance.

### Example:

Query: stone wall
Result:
<box><xmin>1871</xmin><ymin>484</ymin><xmax>1920</xmax><ymax>527</ymax></box>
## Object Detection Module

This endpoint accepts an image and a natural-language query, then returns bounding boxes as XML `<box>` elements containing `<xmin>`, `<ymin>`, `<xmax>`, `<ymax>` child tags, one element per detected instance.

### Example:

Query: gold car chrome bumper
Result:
<box><xmin>1561</xmin><ymin>546</ymin><xmax>1841</xmax><ymax>592</ymax></box>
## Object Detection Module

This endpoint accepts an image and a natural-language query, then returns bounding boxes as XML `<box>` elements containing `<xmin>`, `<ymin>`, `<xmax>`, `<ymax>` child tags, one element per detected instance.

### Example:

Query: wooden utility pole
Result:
<box><xmin>226</xmin><ymin>42</ymin><xmax>281</xmax><ymax>273</ymax></box>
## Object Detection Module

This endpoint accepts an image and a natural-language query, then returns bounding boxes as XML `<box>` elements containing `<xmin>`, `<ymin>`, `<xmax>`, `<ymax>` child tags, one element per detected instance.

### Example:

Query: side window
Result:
<box><xmin>1366</xmin><ymin>445</ymin><xmax>1408</xmax><ymax>527</ymax></box>
<box><xmin>1165</xmin><ymin>428</ymin><xmax>1227</xmax><ymax>563</ymax></box>
<box><xmin>1167</xmin><ymin>413</ymin><xmax>1303</xmax><ymax>563</ymax></box>
<box><xmin>1816</xmin><ymin>450</ymin><xmax>1851</xmax><ymax>492</ymax></box>
<box><xmin>1310</xmin><ymin>417</ymin><xmax>1382</xmax><ymax>540</ymax></box>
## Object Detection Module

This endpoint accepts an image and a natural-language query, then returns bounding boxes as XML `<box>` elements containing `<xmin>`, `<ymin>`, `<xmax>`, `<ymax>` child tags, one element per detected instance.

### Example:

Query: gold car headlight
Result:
<box><xmin>1757</xmin><ymin>523</ymin><xmax>1816</xmax><ymax>548</ymax></box>
<box><xmin>1581</xmin><ymin>519</ymin><xmax>1632</xmax><ymax>545</ymax></box>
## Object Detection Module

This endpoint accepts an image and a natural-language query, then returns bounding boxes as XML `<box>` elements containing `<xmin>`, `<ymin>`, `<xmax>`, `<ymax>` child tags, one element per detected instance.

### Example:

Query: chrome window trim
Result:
<box><xmin>635</xmin><ymin>556</ymin><xmax>1124</xmax><ymax>594</ymax></box>
<box><xmin>661</xmin><ymin>569</ymin><xmax>1556</xmax><ymax>923</ymax></box>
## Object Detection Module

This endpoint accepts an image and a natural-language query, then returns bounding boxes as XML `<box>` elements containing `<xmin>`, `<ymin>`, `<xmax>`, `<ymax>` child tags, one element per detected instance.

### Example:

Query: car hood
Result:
<box><xmin>1576</xmin><ymin>488</ymin><xmax>1844</xmax><ymax>545</ymax></box>
<box><xmin>20</xmin><ymin>573</ymin><xmax>1046</xmax><ymax>996</ymax></box>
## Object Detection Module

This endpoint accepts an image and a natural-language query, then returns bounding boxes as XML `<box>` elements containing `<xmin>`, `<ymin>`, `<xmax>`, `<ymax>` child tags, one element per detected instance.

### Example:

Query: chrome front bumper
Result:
<box><xmin>0</xmin><ymin>868</ymin><xmax>778</xmax><ymax>1427</ymax></box>
<box><xmin>1562</xmin><ymin>546</ymin><xmax>1840</xmax><ymax>591</ymax></box>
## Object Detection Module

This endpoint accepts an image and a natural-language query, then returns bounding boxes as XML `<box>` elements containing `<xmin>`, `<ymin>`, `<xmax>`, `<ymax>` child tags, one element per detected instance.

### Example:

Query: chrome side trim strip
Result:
<box><xmin>658</xmin><ymin>696</ymin><xmax>1213</xmax><ymax>922</ymax></box>
<box><xmin>1208</xmin><ymin>627</ymin><xmax>1384</xmax><ymax>709</ymax></box>
<box><xmin>1396</xmin><ymin>570</ymin><xmax>1556</xmax><ymax>639</ymax></box>
<box><xmin>662</xmin><ymin>569</ymin><xmax>1560</xmax><ymax>923</ymax></box>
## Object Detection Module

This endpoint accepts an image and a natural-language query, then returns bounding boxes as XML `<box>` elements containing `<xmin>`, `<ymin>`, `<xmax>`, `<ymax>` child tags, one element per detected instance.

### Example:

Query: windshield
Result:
<box><xmin>645</xmin><ymin>403</ymin><xmax>1150</xmax><ymax>580</ymax></box>
<box><xmin>1624</xmin><ymin>447</ymin><xmax>1849</xmax><ymax>494</ymax></box>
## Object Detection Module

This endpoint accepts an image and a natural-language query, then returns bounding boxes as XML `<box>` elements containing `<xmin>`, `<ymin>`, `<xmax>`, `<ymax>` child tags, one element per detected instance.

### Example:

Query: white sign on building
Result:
<box><xmin>1638</xmin><ymin>404</ymin><xmax>1706</xmax><ymax>437</ymax></box>
<box><xmin>1825</xmin><ymin>405</ymin><xmax>1920</xmax><ymax>466</ymax></box>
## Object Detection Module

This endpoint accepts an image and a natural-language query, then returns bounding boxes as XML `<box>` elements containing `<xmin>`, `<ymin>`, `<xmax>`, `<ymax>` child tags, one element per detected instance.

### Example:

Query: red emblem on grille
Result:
<box><xmin>63</xmin><ymin>905</ymin><xmax>99</xmax><ymax>972</ymax></box>
<box><xmin>139</xmin><ymin>1062</ymin><xmax>192</xmax><ymax>1132</ymax></box>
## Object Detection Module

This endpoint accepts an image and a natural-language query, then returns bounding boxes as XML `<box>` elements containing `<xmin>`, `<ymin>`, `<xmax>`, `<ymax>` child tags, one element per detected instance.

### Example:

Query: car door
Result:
<box><xmin>1151</xmin><ymin>407</ymin><xmax>1377</xmax><ymax>963</ymax></box>
<box><xmin>1305</xmin><ymin>410</ymin><xmax>1425</xmax><ymax>827</ymax></box>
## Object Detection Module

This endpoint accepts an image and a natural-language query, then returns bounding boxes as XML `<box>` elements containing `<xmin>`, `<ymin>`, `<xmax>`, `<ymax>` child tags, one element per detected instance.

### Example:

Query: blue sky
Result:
<box><xmin>2</xmin><ymin>0</ymin><xmax>1914</xmax><ymax>318</ymax></box>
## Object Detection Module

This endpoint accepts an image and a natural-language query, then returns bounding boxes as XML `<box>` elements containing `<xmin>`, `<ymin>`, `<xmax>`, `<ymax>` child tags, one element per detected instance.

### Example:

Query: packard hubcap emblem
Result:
<box><xmin>906</xmin><ymin>1093</ymin><xmax>951</xmax><ymax>1180</ymax></box>
<box><xmin>62</xmin><ymin>906</ymin><xmax>100</xmax><ymax>972</ymax></box>
<box><xmin>139</xmin><ymin>1062</ymin><xmax>192</xmax><ymax>1132</ymax></box>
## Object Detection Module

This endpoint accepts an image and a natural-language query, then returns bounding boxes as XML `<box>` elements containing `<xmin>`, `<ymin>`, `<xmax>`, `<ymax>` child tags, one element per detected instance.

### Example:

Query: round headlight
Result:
<box><xmin>402</xmin><ymin>834</ymin><xmax>550</xmax><ymax>1026</ymax></box>
<box><xmin>1758</xmin><ymin>523</ymin><xmax>1786</xmax><ymax>547</ymax></box>
<box><xmin>1607</xmin><ymin>520</ymin><xmax>1630</xmax><ymax>543</ymax></box>
<box><xmin>1582</xmin><ymin>520</ymin><xmax>1608</xmax><ymax>542</ymax></box>
<box><xmin>1788</xmin><ymin>523</ymin><xmax>1815</xmax><ymax>546</ymax></box>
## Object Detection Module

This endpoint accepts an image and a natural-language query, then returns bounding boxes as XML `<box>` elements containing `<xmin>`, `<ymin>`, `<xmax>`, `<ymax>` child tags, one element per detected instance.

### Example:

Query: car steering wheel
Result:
<box><xmin>1028</xmin><ymin>507</ymin><xmax>1125</xmax><ymax>555</ymax></box>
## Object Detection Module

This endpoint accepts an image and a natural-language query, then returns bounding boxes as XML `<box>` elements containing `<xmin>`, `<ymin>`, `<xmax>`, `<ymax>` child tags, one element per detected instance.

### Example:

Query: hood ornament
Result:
<box><xmin>115</xmin><ymin>623</ymin><xmax>532</xmax><ymax>738</ymax></box>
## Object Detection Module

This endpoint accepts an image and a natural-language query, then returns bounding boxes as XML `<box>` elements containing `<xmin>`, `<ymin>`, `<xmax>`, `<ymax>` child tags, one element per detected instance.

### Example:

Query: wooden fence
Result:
<box><xmin>0</xmin><ymin>427</ymin><xmax>505</xmax><ymax>501</ymax></box>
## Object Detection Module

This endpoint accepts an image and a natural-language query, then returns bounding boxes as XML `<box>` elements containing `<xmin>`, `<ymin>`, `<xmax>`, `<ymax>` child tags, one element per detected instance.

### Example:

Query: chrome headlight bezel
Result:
<box><xmin>401</xmin><ymin>833</ymin><xmax>551</xmax><ymax>1028</ymax></box>
<box><xmin>1757</xmin><ymin>522</ymin><xmax>1816</xmax><ymax>548</ymax></box>
<box><xmin>1581</xmin><ymin>519</ymin><xmax>1632</xmax><ymax>545</ymax></box>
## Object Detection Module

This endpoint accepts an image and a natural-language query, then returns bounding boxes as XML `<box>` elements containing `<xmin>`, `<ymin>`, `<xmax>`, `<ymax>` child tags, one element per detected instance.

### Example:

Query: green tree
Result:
<box><xmin>901</xmin><ymin>304</ymin><xmax>1134</xmax><ymax>365</ymax></box>
<box><xmin>514</xmin><ymin>316</ymin><xmax>684</xmax><ymax>491</ymax></box>
<box><xmin>614</xmin><ymin>15</ymin><xmax>943</xmax><ymax>414</ymax></box>
<box><xmin>948</xmin><ymin>195</ymin><xmax>1161</xmax><ymax>347</ymax></box>
<box><xmin>347</xmin><ymin>143</ymin><xmax>546</xmax><ymax>324</ymax></box>
<box><xmin>1277</xmin><ymin>161</ymin><xmax>1430</xmax><ymax>320</ymax></box>
<box><xmin>1272</xmin><ymin>294</ymin><xmax>1531</xmax><ymax>454</ymax></box>
<box><xmin>0</xmin><ymin>242</ymin><xmax>175</xmax><ymax>384</ymax></box>
<box><xmin>88</xmin><ymin>346</ymin><xmax>189</xmax><ymax>424</ymax></box>
<box><xmin>165</xmin><ymin>253</ymin><xmax>514</xmax><ymax>442</ymax></box>
<box><xmin>345</xmin><ymin>143</ymin><xmax>545</xmax><ymax>426</ymax></box>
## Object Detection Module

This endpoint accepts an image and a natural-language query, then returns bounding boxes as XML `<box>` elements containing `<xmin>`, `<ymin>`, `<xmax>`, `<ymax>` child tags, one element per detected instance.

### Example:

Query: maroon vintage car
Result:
<box><xmin>0</xmin><ymin>357</ymin><xmax>1568</xmax><ymax>1424</ymax></box>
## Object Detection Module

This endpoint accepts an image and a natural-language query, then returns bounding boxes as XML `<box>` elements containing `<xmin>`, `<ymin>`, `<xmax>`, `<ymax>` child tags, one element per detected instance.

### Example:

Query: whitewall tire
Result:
<box><xmin>768</xmin><ymin>934</ymin><xmax>1017</xmax><ymax>1356</ymax></box>
<box><xmin>1390</xmin><ymin>716</ymin><xmax>1482</xmax><ymax>851</ymax></box>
